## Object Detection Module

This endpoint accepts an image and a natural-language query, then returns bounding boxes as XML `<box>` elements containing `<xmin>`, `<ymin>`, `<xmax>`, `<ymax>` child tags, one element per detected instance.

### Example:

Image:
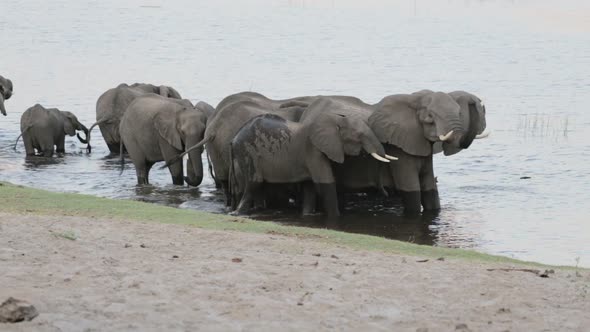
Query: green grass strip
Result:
<box><xmin>0</xmin><ymin>181</ymin><xmax>576</xmax><ymax>269</ymax></box>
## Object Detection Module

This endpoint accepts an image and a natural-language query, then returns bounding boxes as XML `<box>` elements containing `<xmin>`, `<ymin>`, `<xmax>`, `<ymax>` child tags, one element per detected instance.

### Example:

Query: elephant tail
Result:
<box><xmin>13</xmin><ymin>125</ymin><xmax>33</xmax><ymax>151</ymax></box>
<box><xmin>206</xmin><ymin>149</ymin><xmax>217</xmax><ymax>184</ymax></box>
<box><xmin>160</xmin><ymin>135</ymin><xmax>212</xmax><ymax>170</ymax></box>
<box><xmin>228</xmin><ymin>143</ymin><xmax>236</xmax><ymax>210</ymax></box>
<box><xmin>85</xmin><ymin>118</ymin><xmax>108</xmax><ymax>147</ymax></box>
<box><xmin>119</xmin><ymin>140</ymin><xmax>125</xmax><ymax>176</ymax></box>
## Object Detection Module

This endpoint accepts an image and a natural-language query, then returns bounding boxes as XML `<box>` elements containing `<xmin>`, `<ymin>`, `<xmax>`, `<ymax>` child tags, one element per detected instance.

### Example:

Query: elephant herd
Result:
<box><xmin>3</xmin><ymin>74</ymin><xmax>489</xmax><ymax>217</ymax></box>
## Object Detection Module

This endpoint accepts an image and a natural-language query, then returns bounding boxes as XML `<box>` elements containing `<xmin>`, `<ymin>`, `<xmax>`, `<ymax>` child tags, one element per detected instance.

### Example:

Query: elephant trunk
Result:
<box><xmin>362</xmin><ymin>133</ymin><xmax>396</xmax><ymax>161</ymax></box>
<box><xmin>185</xmin><ymin>146</ymin><xmax>204</xmax><ymax>187</ymax></box>
<box><xmin>0</xmin><ymin>94</ymin><xmax>6</xmax><ymax>116</ymax></box>
<box><xmin>76</xmin><ymin>124</ymin><xmax>89</xmax><ymax>143</ymax></box>
<box><xmin>459</xmin><ymin>103</ymin><xmax>480</xmax><ymax>149</ymax></box>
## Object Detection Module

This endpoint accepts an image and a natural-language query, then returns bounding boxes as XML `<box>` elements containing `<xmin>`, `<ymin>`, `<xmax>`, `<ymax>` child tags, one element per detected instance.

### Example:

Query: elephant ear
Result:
<box><xmin>368</xmin><ymin>96</ymin><xmax>432</xmax><ymax>156</ymax></box>
<box><xmin>309</xmin><ymin>114</ymin><xmax>345</xmax><ymax>164</ymax></box>
<box><xmin>7</xmin><ymin>79</ymin><xmax>13</xmax><ymax>98</ymax></box>
<box><xmin>195</xmin><ymin>101</ymin><xmax>216</xmax><ymax>122</ymax></box>
<box><xmin>154</xmin><ymin>111</ymin><xmax>183</xmax><ymax>151</ymax></box>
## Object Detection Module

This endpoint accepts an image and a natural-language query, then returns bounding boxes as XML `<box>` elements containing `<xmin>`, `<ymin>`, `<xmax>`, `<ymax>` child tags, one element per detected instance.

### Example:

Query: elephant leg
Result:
<box><xmin>34</xmin><ymin>130</ymin><xmax>54</xmax><ymax>157</ymax></box>
<box><xmin>185</xmin><ymin>157</ymin><xmax>199</xmax><ymax>186</ymax></box>
<box><xmin>301</xmin><ymin>181</ymin><xmax>317</xmax><ymax>215</ymax></box>
<box><xmin>159</xmin><ymin>139</ymin><xmax>184</xmax><ymax>185</ymax></box>
<box><xmin>41</xmin><ymin>143</ymin><xmax>54</xmax><ymax>158</ymax></box>
<box><xmin>235</xmin><ymin>181</ymin><xmax>262</xmax><ymax>215</ymax></box>
<box><xmin>220</xmin><ymin>180</ymin><xmax>232</xmax><ymax>207</ymax></box>
<box><xmin>133</xmin><ymin>160</ymin><xmax>153</xmax><ymax>185</ymax></box>
<box><xmin>168</xmin><ymin>161</ymin><xmax>184</xmax><ymax>185</ymax></box>
<box><xmin>56</xmin><ymin>137</ymin><xmax>66</xmax><ymax>154</ymax></box>
<box><xmin>419</xmin><ymin>155</ymin><xmax>440</xmax><ymax>211</ymax></box>
<box><xmin>315</xmin><ymin>183</ymin><xmax>339</xmax><ymax>217</ymax></box>
<box><xmin>23</xmin><ymin>135</ymin><xmax>35</xmax><ymax>156</ymax></box>
<box><xmin>107</xmin><ymin>142</ymin><xmax>121</xmax><ymax>154</ymax></box>
<box><xmin>388</xmin><ymin>149</ymin><xmax>422</xmax><ymax>215</ymax></box>
<box><xmin>307</xmin><ymin>153</ymin><xmax>340</xmax><ymax>217</ymax></box>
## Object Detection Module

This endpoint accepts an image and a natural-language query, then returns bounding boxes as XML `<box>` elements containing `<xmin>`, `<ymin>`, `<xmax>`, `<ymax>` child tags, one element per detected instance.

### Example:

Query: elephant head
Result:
<box><xmin>195</xmin><ymin>101</ymin><xmax>216</xmax><ymax>120</ymax></box>
<box><xmin>435</xmin><ymin>91</ymin><xmax>489</xmax><ymax>156</ymax></box>
<box><xmin>158</xmin><ymin>85</ymin><xmax>182</xmax><ymax>99</ymax></box>
<box><xmin>154</xmin><ymin>106</ymin><xmax>207</xmax><ymax>186</ymax></box>
<box><xmin>368</xmin><ymin>91</ymin><xmax>465</xmax><ymax>157</ymax></box>
<box><xmin>302</xmin><ymin>98</ymin><xmax>396</xmax><ymax>164</ymax></box>
<box><xmin>60</xmin><ymin>111</ymin><xmax>90</xmax><ymax>145</ymax></box>
<box><xmin>0</xmin><ymin>75</ymin><xmax>13</xmax><ymax>116</ymax></box>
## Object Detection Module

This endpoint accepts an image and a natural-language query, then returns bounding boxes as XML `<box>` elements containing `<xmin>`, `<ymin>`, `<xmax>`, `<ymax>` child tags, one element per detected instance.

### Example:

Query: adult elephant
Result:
<box><xmin>0</xmin><ymin>75</ymin><xmax>14</xmax><ymax>116</ymax></box>
<box><xmin>89</xmin><ymin>83</ymin><xmax>182</xmax><ymax>154</ymax></box>
<box><xmin>229</xmin><ymin>97</ymin><xmax>395</xmax><ymax>217</ymax></box>
<box><xmin>167</xmin><ymin>93</ymin><xmax>312</xmax><ymax>204</ymax></box>
<box><xmin>214</xmin><ymin>91</ymin><xmax>316</xmax><ymax>116</ymax></box>
<box><xmin>16</xmin><ymin>104</ymin><xmax>89</xmax><ymax>157</ymax></box>
<box><xmin>119</xmin><ymin>94</ymin><xmax>208</xmax><ymax>186</ymax></box>
<box><xmin>331</xmin><ymin>90</ymin><xmax>488</xmax><ymax>214</ymax></box>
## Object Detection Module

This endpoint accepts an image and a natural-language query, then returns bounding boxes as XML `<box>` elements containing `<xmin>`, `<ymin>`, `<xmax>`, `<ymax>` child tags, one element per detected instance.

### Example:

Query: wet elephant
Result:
<box><xmin>16</xmin><ymin>104</ymin><xmax>89</xmax><ymax>157</ymax></box>
<box><xmin>88</xmin><ymin>83</ymin><xmax>182</xmax><ymax>154</ymax></box>
<box><xmin>331</xmin><ymin>90</ymin><xmax>488</xmax><ymax>214</ymax></box>
<box><xmin>119</xmin><ymin>94</ymin><xmax>208</xmax><ymax>186</ymax></box>
<box><xmin>168</xmin><ymin>92</ymin><xmax>312</xmax><ymax>204</ymax></box>
<box><xmin>229</xmin><ymin>97</ymin><xmax>395</xmax><ymax>217</ymax></box>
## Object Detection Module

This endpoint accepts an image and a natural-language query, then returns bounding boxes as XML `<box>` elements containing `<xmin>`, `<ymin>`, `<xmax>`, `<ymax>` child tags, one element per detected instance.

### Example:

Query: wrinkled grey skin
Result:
<box><xmin>119</xmin><ymin>94</ymin><xmax>208</xmax><ymax>186</ymax></box>
<box><xmin>184</xmin><ymin>101</ymin><xmax>216</xmax><ymax>184</ymax></box>
<box><xmin>229</xmin><ymin>97</ymin><xmax>389</xmax><ymax>217</ymax></box>
<box><xmin>187</xmin><ymin>92</ymin><xmax>312</xmax><ymax>203</ymax></box>
<box><xmin>179</xmin><ymin>90</ymin><xmax>487</xmax><ymax>214</ymax></box>
<box><xmin>18</xmin><ymin>104</ymin><xmax>89</xmax><ymax>157</ymax></box>
<box><xmin>89</xmin><ymin>83</ymin><xmax>182</xmax><ymax>154</ymax></box>
<box><xmin>331</xmin><ymin>90</ymin><xmax>487</xmax><ymax>214</ymax></box>
<box><xmin>0</xmin><ymin>75</ymin><xmax>14</xmax><ymax>116</ymax></box>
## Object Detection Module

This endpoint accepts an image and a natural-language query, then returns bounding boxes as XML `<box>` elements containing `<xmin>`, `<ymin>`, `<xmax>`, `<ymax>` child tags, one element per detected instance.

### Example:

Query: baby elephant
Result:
<box><xmin>17</xmin><ymin>104</ymin><xmax>89</xmax><ymax>157</ymax></box>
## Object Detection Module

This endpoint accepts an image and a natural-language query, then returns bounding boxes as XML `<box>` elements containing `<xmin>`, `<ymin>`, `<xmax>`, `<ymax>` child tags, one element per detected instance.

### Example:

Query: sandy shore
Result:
<box><xmin>0</xmin><ymin>213</ymin><xmax>588</xmax><ymax>331</ymax></box>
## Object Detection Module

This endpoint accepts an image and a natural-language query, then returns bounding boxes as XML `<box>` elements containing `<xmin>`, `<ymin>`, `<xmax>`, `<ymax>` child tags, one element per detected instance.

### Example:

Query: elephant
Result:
<box><xmin>15</xmin><ymin>104</ymin><xmax>90</xmax><ymax>157</ymax></box>
<box><xmin>328</xmin><ymin>90</ymin><xmax>489</xmax><ymax>214</ymax></box>
<box><xmin>228</xmin><ymin>97</ymin><xmax>396</xmax><ymax>217</ymax></box>
<box><xmin>0</xmin><ymin>75</ymin><xmax>14</xmax><ymax>116</ymax></box>
<box><xmin>88</xmin><ymin>83</ymin><xmax>182</xmax><ymax>154</ymax></box>
<box><xmin>166</xmin><ymin>92</ymin><xmax>313</xmax><ymax>204</ymax></box>
<box><xmin>119</xmin><ymin>94</ymin><xmax>208</xmax><ymax>186</ymax></box>
<box><xmin>214</xmin><ymin>91</ymin><xmax>317</xmax><ymax>116</ymax></box>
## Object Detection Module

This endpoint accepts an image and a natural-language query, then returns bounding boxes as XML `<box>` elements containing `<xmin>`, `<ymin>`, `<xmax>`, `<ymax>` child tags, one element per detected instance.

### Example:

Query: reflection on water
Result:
<box><xmin>254</xmin><ymin>194</ymin><xmax>440</xmax><ymax>246</ymax></box>
<box><xmin>0</xmin><ymin>0</ymin><xmax>589</xmax><ymax>267</ymax></box>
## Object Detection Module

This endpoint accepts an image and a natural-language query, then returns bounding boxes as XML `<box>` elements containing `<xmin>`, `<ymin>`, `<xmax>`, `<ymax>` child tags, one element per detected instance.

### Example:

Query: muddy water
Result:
<box><xmin>1</xmin><ymin>0</ymin><xmax>589</xmax><ymax>267</ymax></box>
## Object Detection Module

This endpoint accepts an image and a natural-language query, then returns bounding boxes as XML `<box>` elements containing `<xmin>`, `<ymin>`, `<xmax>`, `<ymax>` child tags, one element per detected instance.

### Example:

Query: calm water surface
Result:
<box><xmin>1</xmin><ymin>0</ymin><xmax>589</xmax><ymax>266</ymax></box>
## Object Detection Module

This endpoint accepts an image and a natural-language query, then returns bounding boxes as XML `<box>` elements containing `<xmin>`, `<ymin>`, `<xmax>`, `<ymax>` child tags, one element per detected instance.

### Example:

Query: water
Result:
<box><xmin>1</xmin><ymin>0</ymin><xmax>589</xmax><ymax>267</ymax></box>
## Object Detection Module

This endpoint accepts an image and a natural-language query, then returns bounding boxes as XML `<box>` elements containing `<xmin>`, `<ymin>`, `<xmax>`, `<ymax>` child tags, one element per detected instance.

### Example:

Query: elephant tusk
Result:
<box><xmin>384</xmin><ymin>154</ymin><xmax>398</xmax><ymax>161</ymax></box>
<box><xmin>371</xmin><ymin>153</ymin><xmax>390</xmax><ymax>163</ymax></box>
<box><xmin>439</xmin><ymin>130</ymin><xmax>454</xmax><ymax>142</ymax></box>
<box><xmin>475</xmin><ymin>129</ymin><xmax>491</xmax><ymax>139</ymax></box>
